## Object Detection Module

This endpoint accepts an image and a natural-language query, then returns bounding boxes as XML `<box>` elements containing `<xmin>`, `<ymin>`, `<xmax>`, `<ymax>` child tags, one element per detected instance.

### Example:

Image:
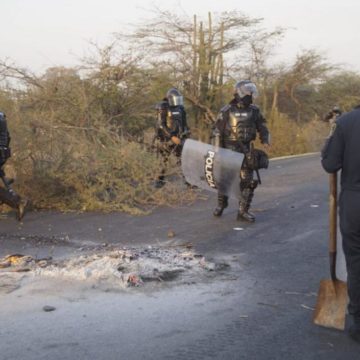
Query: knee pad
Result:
<box><xmin>249</xmin><ymin>179</ymin><xmax>258</xmax><ymax>190</ymax></box>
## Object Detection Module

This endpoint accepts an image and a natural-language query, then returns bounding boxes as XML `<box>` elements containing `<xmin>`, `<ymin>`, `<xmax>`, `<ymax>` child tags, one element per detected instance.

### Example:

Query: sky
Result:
<box><xmin>1</xmin><ymin>0</ymin><xmax>360</xmax><ymax>74</ymax></box>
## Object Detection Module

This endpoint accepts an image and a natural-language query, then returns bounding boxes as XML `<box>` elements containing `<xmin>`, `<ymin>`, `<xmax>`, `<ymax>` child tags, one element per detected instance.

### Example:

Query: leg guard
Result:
<box><xmin>213</xmin><ymin>193</ymin><xmax>228</xmax><ymax>217</ymax></box>
<box><xmin>238</xmin><ymin>169</ymin><xmax>258</xmax><ymax>222</ymax></box>
<box><xmin>155</xmin><ymin>146</ymin><xmax>170</xmax><ymax>188</ymax></box>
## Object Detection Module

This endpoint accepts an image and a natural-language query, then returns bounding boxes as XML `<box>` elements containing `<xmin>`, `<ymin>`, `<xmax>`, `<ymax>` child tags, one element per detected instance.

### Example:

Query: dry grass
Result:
<box><xmin>1</xmin><ymin>93</ymin><xmax>328</xmax><ymax>215</ymax></box>
<box><xmin>265</xmin><ymin>112</ymin><xmax>328</xmax><ymax>157</ymax></box>
<box><xmin>6</xmin><ymin>116</ymin><xmax>197</xmax><ymax>214</ymax></box>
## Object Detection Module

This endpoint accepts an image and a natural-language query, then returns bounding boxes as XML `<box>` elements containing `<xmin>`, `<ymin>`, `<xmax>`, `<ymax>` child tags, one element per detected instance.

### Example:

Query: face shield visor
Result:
<box><xmin>235</xmin><ymin>81</ymin><xmax>258</xmax><ymax>99</ymax></box>
<box><xmin>168</xmin><ymin>95</ymin><xmax>184</xmax><ymax>106</ymax></box>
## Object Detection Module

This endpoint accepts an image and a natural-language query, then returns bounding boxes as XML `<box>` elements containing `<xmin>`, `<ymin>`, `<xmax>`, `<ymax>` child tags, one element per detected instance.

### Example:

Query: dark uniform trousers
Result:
<box><xmin>340</xmin><ymin>190</ymin><xmax>360</xmax><ymax>317</ymax></box>
<box><xmin>0</xmin><ymin>161</ymin><xmax>21</xmax><ymax>209</ymax></box>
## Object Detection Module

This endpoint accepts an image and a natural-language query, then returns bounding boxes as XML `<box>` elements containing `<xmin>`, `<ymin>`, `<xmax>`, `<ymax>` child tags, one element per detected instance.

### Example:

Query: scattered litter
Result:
<box><xmin>98</xmin><ymin>228</ymin><xmax>102</xmax><ymax>232</ymax></box>
<box><xmin>180</xmin><ymin>252</ymin><xmax>194</xmax><ymax>260</ymax></box>
<box><xmin>327</xmin><ymin>342</ymin><xmax>334</xmax><ymax>348</ymax></box>
<box><xmin>127</xmin><ymin>274</ymin><xmax>142</xmax><ymax>287</ymax></box>
<box><xmin>300</xmin><ymin>304</ymin><xmax>315</xmax><ymax>311</ymax></box>
<box><xmin>0</xmin><ymin>260</ymin><xmax>10</xmax><ymax>269</ymax></box>
<box><xmin>0</xmin><ymin>254</ymin><xmax>32</xmax><ymax>267</ymax></box>
<box><xmin>233</xmin><ymin>227</ymin><xmax>244</xmax><ymax>231</ymax></box>
<box><xmin>199</xmin><ymin>257</ymin><xmax>216</xmax><ymax>271</ymax></box>
<box><xmin>37</xmin><ymin>260</ymin><xmax>49</xmax><ymax>268</ymax></box>
<box><xmin>167</xmin><ymin>230</ymin><xmax>176</xmax><ymax>238</ymax></box>
<box><xmin>310</xmin><ymin>204</ymin><xmax>319</xmax><ymax>208</ymax></box>
<box><xmin>43</xmin><ymin>305</ymin><xmax>56</xmax><ymax>312</ymax></box>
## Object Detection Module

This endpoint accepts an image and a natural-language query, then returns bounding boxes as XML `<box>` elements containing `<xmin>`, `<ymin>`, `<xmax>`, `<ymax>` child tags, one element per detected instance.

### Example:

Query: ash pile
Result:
<box><xmin>0</xmin><ymin>246</ymin><xmax>230</xmax><ymax>290</ymax></box>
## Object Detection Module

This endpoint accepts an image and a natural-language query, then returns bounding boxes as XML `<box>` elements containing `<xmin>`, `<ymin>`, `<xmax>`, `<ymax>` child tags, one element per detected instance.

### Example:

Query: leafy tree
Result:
<box><xmin>316</xmin><ymin>71</ymin><xmax>360</xmax><ymax>115</ymax></box>
<box><xmin>121</xmin><ymin>10</ymin><xmax>285</xmax><ymax>134</ymax></box>
<box><xmin>268</xmin><ymin>50</ymin><xmax>334</xmax><ymax>122</ymax></box>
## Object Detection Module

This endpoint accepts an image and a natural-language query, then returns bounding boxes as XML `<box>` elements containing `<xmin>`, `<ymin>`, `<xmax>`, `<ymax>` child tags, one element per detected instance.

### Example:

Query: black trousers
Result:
<box><xmin>157</xmin><ymin>142</ymin><xmax>182</xmax><ymax>179</ymax></box>
<box><xmin>339</xmin><ymin>190</ymin><xmax>360</xmax><ymax>317</ymax></box>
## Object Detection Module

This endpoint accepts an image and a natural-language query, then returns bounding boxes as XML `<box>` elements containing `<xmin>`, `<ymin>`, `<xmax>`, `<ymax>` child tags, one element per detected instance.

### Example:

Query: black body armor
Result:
<box><xmin>0</xmin><ymin>112</ymin><xmax>10</xmax><ymax>163</ymax></box>
<box><xmin>155</xmin><ymin>101</ymin><xmax>189</xmax><ymax>141</ymax></box>
<box><xmin>216</xmin><ymin>103</ymin><xmax>269</xmax><ymax>149</ymax></box>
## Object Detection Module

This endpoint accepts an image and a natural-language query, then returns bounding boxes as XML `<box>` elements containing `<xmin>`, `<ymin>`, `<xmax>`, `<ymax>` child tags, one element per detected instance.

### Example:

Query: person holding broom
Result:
<box><xmin>321</xmin><ymin>104</ymin><xmax>360</xmax><ymax>342</ymax></box>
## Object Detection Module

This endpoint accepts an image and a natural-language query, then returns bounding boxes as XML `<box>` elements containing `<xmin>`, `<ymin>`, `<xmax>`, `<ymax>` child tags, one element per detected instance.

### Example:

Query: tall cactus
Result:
<box><xmin>191</xmin><ymin>13</ymin><xmax>226</xmax><ymax>128</ymax></box>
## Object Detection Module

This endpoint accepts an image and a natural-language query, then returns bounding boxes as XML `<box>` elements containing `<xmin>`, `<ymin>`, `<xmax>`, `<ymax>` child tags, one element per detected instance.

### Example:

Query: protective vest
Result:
<box><xmin>225</xmin><ymin>106</ymin><xmax>257</xmax><ymax>143</ymax></box>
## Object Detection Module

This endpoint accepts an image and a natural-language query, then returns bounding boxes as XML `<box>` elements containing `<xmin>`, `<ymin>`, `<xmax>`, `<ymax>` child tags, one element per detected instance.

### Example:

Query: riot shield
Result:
<box><xmin>181</xmin><ymin>139</ymin><xmax>244</xmax><ymax>199</ymax></box>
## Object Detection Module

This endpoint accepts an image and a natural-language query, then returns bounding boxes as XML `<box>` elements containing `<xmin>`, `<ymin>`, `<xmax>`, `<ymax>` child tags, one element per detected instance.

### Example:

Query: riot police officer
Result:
<box><xmin>0</xmin><ymin>112</ymin><xmax>28</xmax><ymax>220</ymax></box>
<box><xmin>212</xmin><ymin>80</ymin><xmax>270</xmax><ymax>222</ymax></box>
<box><xmin>154</xmin><ymin>88</ymin><xmax>190</xmax><ymax>188</ymax></box>
<box><xmin>324</xmin><ymin>105</ymin><xmax>342</xmax><ymax>123</ymax></box>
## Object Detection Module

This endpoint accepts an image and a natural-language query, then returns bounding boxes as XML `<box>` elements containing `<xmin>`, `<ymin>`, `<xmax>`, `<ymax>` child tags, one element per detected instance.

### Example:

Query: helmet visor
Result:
<box><xmin>236</xmin><ymin>82</ymin><xmax>258</xmax><ymax>99</ymax></box>
<box><xmin>168</xmin><ymin>95</ymin><xmax>184</xmax><ymax>106</ymax></box>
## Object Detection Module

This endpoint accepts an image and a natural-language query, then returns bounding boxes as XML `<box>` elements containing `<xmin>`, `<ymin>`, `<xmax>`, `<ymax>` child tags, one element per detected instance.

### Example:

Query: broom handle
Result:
<box><xmin>329</xmin><ymin>173</ymin><xmax>337</xmax><ymax>281</ymax></box>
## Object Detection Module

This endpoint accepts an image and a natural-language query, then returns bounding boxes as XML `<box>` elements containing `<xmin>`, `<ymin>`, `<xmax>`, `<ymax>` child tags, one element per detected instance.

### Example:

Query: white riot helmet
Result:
<box><xmin>234</xmin><ymin>80</ymin><xmax>258</xmax><ymax>99</ymax></box>
<box><xmin>166</xmin><ymin>88</ymin><xmax>184</xmax><ymax>107</ymax></box>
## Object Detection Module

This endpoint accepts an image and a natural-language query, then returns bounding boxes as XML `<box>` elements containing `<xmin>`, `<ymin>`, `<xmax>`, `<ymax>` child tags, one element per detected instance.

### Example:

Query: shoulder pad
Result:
<box><xmin>220</xmin><ymin>104</ymin><xmax>231</xmax><ymax>113</ymax></box>
<box><xmin>155</xmin><ymin>101</ymin><xmax>168</xmax><ymax>110</ymax></box>
<box><xmin>249</xmin><ymin>104</ymin><xmax>260</xmax><ymax>111</ymax></box>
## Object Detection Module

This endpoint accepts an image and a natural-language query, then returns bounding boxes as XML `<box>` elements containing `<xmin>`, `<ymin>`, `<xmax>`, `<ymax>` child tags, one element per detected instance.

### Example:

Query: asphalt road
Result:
<box><xmin>0</xmin><ymin>153</ymin><xmax>357</xmax><ymax>360</ymax></box>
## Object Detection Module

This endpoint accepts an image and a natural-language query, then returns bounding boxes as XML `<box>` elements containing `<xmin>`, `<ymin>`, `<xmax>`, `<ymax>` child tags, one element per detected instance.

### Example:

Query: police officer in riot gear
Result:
<box><xmin>0</xmin><ymin>112</ymin><xmax>28</xmax><ymax>220</ymax></box>
<box><xmin>154</xmin><ymin>88</ymin><xmax>190</xmax><ymax>188</ymax></box>
<box><xmin>212</xmin><ymin>80</ymin><xmax>270</xmax><ymax>222</ymax></box>
<box><xmin>324</xmin><ymin>105</ymin><xmax>342</xmax><ymax>123</ymax></box>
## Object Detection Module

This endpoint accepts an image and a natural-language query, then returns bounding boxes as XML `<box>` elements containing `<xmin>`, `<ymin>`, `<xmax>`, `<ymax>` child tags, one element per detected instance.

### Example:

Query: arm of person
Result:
<box><xmin>181</xmin><ymin>107</ymin><xmax>190</xmax><ymax>136</ymax></box>
<box><xmin>255</xmin><ymin>110</ymin><xmax>270</xmax><ymax>146</ymax></box>
<box><xmin>321</xmin><ymin>122</ymin><xmax>344</xmax><ymax>173</ymax></box>
<box><xmin>210</xmin><ymin>106</ymin><xmax>229</xmax><ymax>147</ymax></box>
<box><xmin>0</xmin><ymin>114</ymin><xmax>10</xmax><ymax>163</ymax></box>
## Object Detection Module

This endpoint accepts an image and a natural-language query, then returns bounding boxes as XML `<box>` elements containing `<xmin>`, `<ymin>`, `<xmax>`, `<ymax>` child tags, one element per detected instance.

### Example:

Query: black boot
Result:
<box><xmin>237</xmin><ymin>207</ymin><xmax>256</xmax><ymax>222</ymax></box>
<box><xmin>213</xmin><ymin>194</ymin><xmax>228</xmax><ymax>217</ymax></box>
<box><xmin>0</xmin><ymin>187</ymin><xmax>26</xmax><ymax>220</ymax></box>
<box><xmin>237</xmin><ymin>185</ymin><xmax>256</xmax><ymax>222</ymax></box>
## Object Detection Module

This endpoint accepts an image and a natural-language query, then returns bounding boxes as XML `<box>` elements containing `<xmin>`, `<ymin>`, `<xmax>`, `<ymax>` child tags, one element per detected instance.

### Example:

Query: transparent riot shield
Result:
<box><xmin>181</xmin><ymin>139</ymin><xmax>244</xmax><ymax>199</ymax></box>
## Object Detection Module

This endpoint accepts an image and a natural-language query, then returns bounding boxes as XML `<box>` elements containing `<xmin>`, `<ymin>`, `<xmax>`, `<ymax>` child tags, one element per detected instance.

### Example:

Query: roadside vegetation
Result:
<box><xmin>1</xmin><ymin>10</ymin><xmax>360</xmax><ymax>213</ymax></box>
